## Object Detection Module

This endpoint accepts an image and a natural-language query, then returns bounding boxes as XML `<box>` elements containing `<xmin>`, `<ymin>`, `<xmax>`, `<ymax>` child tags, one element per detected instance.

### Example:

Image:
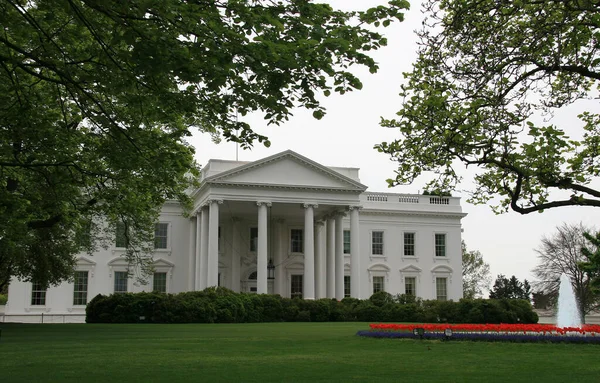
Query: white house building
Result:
<box><xmin>4</xmin><ymin>150</ymin><xmax>466</xmax><ymax>323</ymax></box>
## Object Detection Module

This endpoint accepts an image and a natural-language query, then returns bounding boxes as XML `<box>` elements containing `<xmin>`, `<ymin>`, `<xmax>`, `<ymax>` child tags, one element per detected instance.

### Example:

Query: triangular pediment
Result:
<box><xmin>76</xmin><ymin>256</ymin><xmax>96</xmax><ymax>266</ymax></box>
<box><xmin>400</xmin><ymin>265</ymin><xmax>422</xmax><ymax>273</ymax></box>
<box><xmin>205</xmin><ymin>150</ymin><xmax>366</xmax><ymax>191</ymax></box>
<box><xmin>154</xmin><ymin>258</ymin><xmax>175</xmax><ymax>268</ymax></box>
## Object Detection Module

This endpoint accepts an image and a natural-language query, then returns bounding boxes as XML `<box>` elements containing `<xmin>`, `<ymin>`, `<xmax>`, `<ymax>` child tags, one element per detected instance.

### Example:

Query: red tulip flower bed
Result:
<box><xmin>356</xmin><ymin>323</ymin><xmax>600</xmax><ymax>344</ymax></box>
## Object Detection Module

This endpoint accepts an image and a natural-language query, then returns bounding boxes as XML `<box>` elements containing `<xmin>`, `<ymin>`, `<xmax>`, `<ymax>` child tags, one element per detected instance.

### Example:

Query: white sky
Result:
<box><xmin>188</xmin><ymin>0</ymin><xmax>600</xmax><ymax>292</ymax></box>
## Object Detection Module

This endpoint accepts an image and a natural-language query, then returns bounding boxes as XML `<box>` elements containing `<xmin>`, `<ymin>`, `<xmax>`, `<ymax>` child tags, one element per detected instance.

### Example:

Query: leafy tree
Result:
<box><xmin>462</xmin><ymin>241</ymin><xmax>491</xmax><ymax>299</ymax></box>
<box><xmin>532</xmin><ymin>223</ymin><xmax>599</xmax><ymax>320</ymax></box>
<box><xmin>578</xmin><ymin>231</ymin><xmax>600</xmax><ymax>295</ymax></box>
<box><xmin>489</xmin><ymin>275</ymin><xmax>532</xmax><ymax>301</ymax></box>
<box><xmin>376</xmin><ymin>0</ymin><xmax>600</xmax><ymax>214</ymax></box>
<box><xmin>0</xmin><ymin>0</ymin><xmax>409</xmax><ymax>290</ymax></box>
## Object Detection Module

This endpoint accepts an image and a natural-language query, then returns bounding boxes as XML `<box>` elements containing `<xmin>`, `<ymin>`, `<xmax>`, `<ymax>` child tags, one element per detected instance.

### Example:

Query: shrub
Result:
<box><xmin>0</xmin><ymin>294</ymin><xmax>7</xmax><ymax>305</ymax></box>
<box><xmin>355</xmin><ymin>301</ymin><xmax>382</xmax><ymax>322</ymax></box>
<box><xmin>369</xmin><ymin>291</ymin><xmax>394</xmax><ymax>307</ymax></box>
<box><xmin>85</xmin><ymin>289</ymin><xmax>539</xmax><ymax>324</ymax></box>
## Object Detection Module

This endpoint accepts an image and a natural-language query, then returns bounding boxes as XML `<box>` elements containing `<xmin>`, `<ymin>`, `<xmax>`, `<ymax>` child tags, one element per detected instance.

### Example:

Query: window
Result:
<box><xmin>372</xmin><ymin>231</ymin><xmax>384</xmax><ymax>255</ymax></box>
<box><xmin>344</xmin><ymin>276</ymin><xmax>351</xmax><ymax>298</ymax></box>
<box><xmin>404</xmin><ymin>232</ymin><xmax>415</xmax><ymax>256</ymax></box>
<box><xmin>343</xmin><ymin>230</ymin><xmax>351</xmax><ymax>254</ymax></box>
<box><xmin>153</xmin><ymin>272</ymin><xmax>167</xmax><ymax>293</ymax></box>
<box><xmin>31</xmin><ymin>281</ymin><xmax>46</xmax><ymax>305</ymax></box>
<box><xmin>250</xmin><ymin>227</ymin><xmax>258</xmax><ymax>252</ymax></box>
<box><xmin>73</xmin><ymin>271</ymin><xmax>89</xmax><ymax>305</ymax></box>
<box><xmin>114</xmin><ymin>271</ymin><xmax>128</xmax><ymax>293</ymax></box>
<box><xmin>154</xmin><ymin>223</ymin><xmax>168</xmax><ymax>249</ymax></box>
<box><xmin>291</xmin><ymin>229</ymin><xmax>303</xmax><ymax>253</ymax></box>
<box><xmin>405</xmin><ymin>277</ymin><xmax>416</xmax><ymax>296</ymax></box>
<box><xmin>115</xmin><ymin>222</ymin><xmax>128</xmax><ymax>248</ymax></box>
<box><xmin>291</xmin><ymin>274</ymin><xmax>303</xmax><ymax>299</ymax></box>
<box><xmin>436</xmin><ymin>277</ymin><xmax>447</xmax><ymax>301</ymax></box>
<box><xmin>435</xmin><ymin>233</ymin><xmax>446</xmax><ymax>257</ymax></box>
<box><xmin>373</xmin><ymin>276</ymin><xmax>384</xmax><ymax>293</ymax></box>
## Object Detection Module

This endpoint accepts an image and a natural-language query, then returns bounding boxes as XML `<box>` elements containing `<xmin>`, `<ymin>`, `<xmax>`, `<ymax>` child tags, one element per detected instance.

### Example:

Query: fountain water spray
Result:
<box><xmin>556</xmin><ymin>273</ymin><xmax>582</xmax><ymax>328</ymax></box>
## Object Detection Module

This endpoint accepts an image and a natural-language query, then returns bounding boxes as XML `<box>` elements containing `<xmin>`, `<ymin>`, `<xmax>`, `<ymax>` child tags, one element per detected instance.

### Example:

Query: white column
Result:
<box><xmin>303</xmin><ymin>203</ymin><xmax>317</xmax><ymax>300</ymax></box>
<box><xmin>335</xmin><ymin>212</ymin><xmax>345</xmax><ymax>300</ymax></box>
<box><xmin>188</xmin><ymin>213</ymin><xmax>200</xmax><ymax>291</ymax></box>
<box><xmin>326</xmin><ymin>217</ymin><xmax>335</xmax><ymax>299</ymax></box>
<box><xmin>274</xmin><ymin>218</ymin><xmax>285</xmax><ymax>296</ymax></box>
<box><xmin>198</xmin><ymin>207</ymin><xmax>209</xmax><ymax>290</ymax></box>
<box><xmin>231</xmin><ymin>217</ymin><xmax>241</xmax><ymax>292</ymax></box>
<box><xmin>314</xmin><ymin>221</ymin><xmax>325</xmax><ymax>299</ymax></box>
<box><xmin>188</xmin><ymin>217</ymin><xmax>197</xmax><ymax>291</ymax></box>
<box><xmin>207</xmin><ymin>199</ymin><xmax>222</xmax><ymax>287</ymax></box>
<box><xmin>349</xmin><ymin>206</ymin><xmax>362</xmax><ymax>299</ymax></box>
<box><xmin>257</xmin><ymin>201</ymin><xmax>271</xmax><ymax>294</ymax></box>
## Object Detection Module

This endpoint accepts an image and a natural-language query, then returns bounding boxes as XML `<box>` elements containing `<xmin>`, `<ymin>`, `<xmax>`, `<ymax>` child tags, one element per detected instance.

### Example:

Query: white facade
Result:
<box><xmin>4</xmin><ymin>150</ymin><xmax>466</xmax><ymax>323</ymax></box>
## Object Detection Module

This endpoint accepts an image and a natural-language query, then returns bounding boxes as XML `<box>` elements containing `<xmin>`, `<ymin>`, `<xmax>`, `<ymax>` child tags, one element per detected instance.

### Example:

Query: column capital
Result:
<box><xmin>302</xmin><ymin>203</ymin><xmax>319</xmax><ymax>209</ymax></box>
<box><xmin>207</xmin><ymin>198</ymin><xmax>224</xmax><ymax>205</ymax></box>
<box><xmin>256</xmin><ymin>201</ymin><xmax>272</xmax><ymax>207</ymax></box>
<box><xmin>315</xmin><ymin>221</ymin><xmax>326</xmax><ymax>227</ymax></box>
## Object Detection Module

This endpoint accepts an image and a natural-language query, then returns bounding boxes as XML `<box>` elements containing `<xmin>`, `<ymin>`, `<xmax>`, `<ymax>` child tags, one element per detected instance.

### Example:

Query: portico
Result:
<box><xmin>189</xmin><ymin>150</ymin><xmax>366</xmax><ymax>299</ymax></box>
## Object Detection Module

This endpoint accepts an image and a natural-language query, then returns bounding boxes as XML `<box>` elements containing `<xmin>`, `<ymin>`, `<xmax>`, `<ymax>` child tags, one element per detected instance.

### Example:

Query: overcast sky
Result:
<box><xmin>188</xmin><ymin>0</ymin><xmax>600</xmax><ymax>293</ymax></box>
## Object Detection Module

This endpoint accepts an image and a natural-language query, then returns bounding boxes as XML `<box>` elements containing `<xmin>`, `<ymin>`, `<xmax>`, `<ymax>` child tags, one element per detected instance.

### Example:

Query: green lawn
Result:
<box><xmin>1</xmin><ymin>322</ymin><xmax>598</xmax><ymax>382</ymax></box>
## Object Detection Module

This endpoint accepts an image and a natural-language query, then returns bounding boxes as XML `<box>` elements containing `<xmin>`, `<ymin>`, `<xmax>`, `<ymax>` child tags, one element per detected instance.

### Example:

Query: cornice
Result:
<box><xmin>360</xmin><ymin>208</ymin><xmax>468</xmax><ymax>219</ymax></box>
<box><xmin>199</xmin><ymin>180</ymin><xmax>365</xmax><ymax>193</ymax></box>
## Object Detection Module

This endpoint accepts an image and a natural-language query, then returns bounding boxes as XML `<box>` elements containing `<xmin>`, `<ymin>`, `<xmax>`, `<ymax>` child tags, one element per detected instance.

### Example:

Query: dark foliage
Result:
<box><xmin>86</xmin><ymin>288</ymin><xmax>538</xmax><ymax>324</ymax></box>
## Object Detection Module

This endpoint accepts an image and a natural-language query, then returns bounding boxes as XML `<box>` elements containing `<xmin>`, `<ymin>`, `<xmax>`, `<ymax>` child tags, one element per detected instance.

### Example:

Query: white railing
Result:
<box><xmin>366</xmin><ymin>194</ymin><xmax>388</xmax><ymax>202</ymax></box>
<box><xmin>429</xmin><ymin>197</ymin><xmax>450</xmax><ymax>205</ymax></box>
<box><xmin>363</xmin><ymin>193</ymin><xmax>456</xmax><ymax>206</ymax></box>
<box><xmin>398</xmin><ymin>196</ymin><xmax>419</xmax><ymax>204</ymax></box>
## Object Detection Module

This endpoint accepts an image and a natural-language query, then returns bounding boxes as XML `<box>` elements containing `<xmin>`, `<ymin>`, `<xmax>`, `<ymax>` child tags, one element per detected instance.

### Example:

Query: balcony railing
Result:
<box><xmin>363</xmin><ymin>192</ymin><xmax>458</xmax><ymax>206</ymax></box>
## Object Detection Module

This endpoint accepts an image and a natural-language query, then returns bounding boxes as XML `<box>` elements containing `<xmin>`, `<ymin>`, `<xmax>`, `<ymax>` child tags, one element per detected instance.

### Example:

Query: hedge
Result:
<box><xmin>85</xmin><ymin>288</ymin><xmax>538</xmax><ymax>324</ymax></box>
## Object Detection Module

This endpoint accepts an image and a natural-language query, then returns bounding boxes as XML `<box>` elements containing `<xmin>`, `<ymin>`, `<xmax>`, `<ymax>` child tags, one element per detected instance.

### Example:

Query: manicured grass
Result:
<box><xmin>1</xmin><ymin>322</ymin><xmax>599</xmax><ymax>382</ymax></box>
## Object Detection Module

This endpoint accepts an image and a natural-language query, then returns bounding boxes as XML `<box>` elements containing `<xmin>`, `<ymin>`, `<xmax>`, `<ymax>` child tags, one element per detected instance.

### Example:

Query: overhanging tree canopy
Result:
<box><xmin>376</xmin><ymin>0</ymin><xmax>600</xmax><ymax>214</ymax></box>
<box><xmin>0</xmin><ymin>0</ymin><xmax>408</xmax><ymax>289</ymax></box>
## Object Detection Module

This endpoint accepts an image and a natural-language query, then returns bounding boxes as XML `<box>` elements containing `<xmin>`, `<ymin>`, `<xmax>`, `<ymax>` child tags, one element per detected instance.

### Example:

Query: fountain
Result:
<box><xmin>556</xmin><ymin>273</ymin><xmax>582</xmax><ymax>328</ymax></box>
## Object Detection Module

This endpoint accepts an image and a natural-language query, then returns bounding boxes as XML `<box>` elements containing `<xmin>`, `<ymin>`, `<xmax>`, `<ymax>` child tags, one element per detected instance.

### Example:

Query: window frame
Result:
<box><xmin>343</xmin><ymin>230</ymin><xmax>351</xmax><ymax>254</ymax></box>
<box><xmin>31</xmin><ymin>281</ymin><xmax>47</xmax><ymax>306</ymax></box>
<box><xmin>371</xmin><ymin>230</ymin><xmax>384</xmax><ymax>256</ymax></box>
<box><xmin>290</xmin><ymin>228</ymin><xmax>304</xmax><ymax>254</ymax></box>
<box><xmin>290</xmin><ymin>274</ymin><xmax>303</xmax><ymax>299</ymax></box>
<box><xmin>403</xmin><ymin>232</ymin><xmax>416</xmax><ymax>257</ymax></box>
<box><xmin>434</xmin><ymin>233</ymin><xmax>447</xmax><ymax>258</ymax></box>
<box><xmin>153</xmin><ymin>272</ymin><xmax>167</xmax><ymax>293</ymax></box>
<box><xmin>73</xmin><ymin>271</ymin><xmax>89</xmax><ymax>306</ymax></box>
<box><xmin>436</xmin><ymin>277</ymin><xmax>448</xmax><ymax>301</ymax></box>
<box><xmin>249</xmin><ymin>227</ymin><xmax>258</xmax><ymax>252</ymax></box>
<box><xmin>154</xmin><ymin>222</ymin><xmax>169</xmax><ymax>250</ymax></box>
<box><xmin>344</xmin><ymin>275</ymin><xmax>351</xmax><ymax>298</ymax></box>
<box><xmin>114</xmin><ymin>271</ymin><xmax>129</xmax><ymax>293</ymax></box>
<box><xmin>372</xmin><ymin>276</ymin><xmax>385</xmax><ymax>294</ymax></box>
<box><xmin>404</xmin><ymin>276</ymin><xmax>416</xmax><ymax>297</ymax></box>
<box><xmin>115</xmin><ymin>221</ymin><xmax>128</xmax><ymax>249</ymax></box>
